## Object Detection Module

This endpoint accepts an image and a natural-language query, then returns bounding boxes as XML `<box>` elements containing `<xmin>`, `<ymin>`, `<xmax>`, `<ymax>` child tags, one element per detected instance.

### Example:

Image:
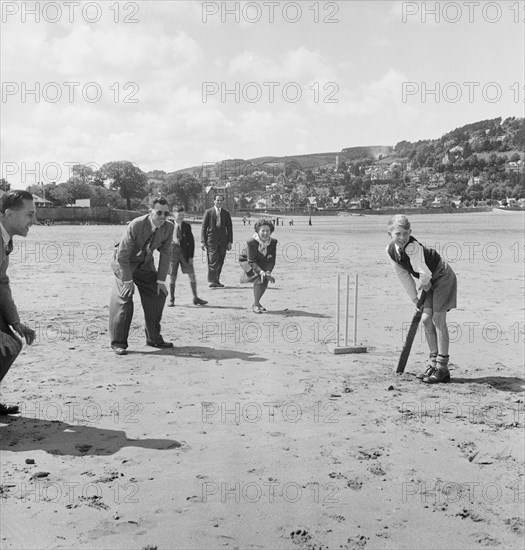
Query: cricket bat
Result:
<box><xmin>396</xmin><ymin>291</ymin><xmax>427</xmax><ymax>374</ymax></box>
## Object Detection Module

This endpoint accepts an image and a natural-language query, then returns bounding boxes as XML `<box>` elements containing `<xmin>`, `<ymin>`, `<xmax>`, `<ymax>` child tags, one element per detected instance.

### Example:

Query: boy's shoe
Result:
<box><xmin>423</xmin><ymin>367</ymin><xmax>451</xmax><ymax>384</ymax></box>
<box><xmin>0</xmin><ymin>403</ymin><xmax>20</xmax><ymax>415</ymax></box>
<box><xmin>193</xmin><ymin>297</ymin><xmax>208</xmax><ymax>306</ymax></box>
<box><xmin>416</xmin><ymin>365</ymin><xmax>436</xmax><ymax>380</ymax></box>
<box><xmin>168</xmin><ymin>301</ymin><xmax>175</xmax><ymax>307</ymax></box>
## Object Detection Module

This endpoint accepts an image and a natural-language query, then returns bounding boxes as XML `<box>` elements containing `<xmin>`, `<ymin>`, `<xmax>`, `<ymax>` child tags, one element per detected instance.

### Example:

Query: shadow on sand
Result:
<box><xmin>127</xmin><ymin>345</ymin><xmax>267</xmax><ymax>362</ymax></box>
<box><xmin>451</xmin><ymin>376</ymin><xmax>525</xmax><ymax>393</ymax></box>
<box><xmin>0</xmin><ymin>416</ymin><xmax>183</xmax><ymax>456</ymax></box>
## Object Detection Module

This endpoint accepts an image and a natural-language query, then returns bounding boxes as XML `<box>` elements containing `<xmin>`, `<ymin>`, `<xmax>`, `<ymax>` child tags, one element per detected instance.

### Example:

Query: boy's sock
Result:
<box><xmin>190</xmin><ymin>282</ymin><xmax>198</xmax><ymax>298</ymax></box>
<box><xmin>436</xmin><ymin>354</ymin><xmax>449</xmax><ymax>370</ymax></box>
<box><xmin>168</xmin><ymin>283</ymin><xmax>175</xmax><ymax>305</ymax></box>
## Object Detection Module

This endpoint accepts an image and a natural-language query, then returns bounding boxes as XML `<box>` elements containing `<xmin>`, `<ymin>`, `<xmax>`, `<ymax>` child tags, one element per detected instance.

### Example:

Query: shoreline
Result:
<box><xmin>35</xmin><ymin>206</ymin><xmax>499</xmax><ymax>225</ymax></box>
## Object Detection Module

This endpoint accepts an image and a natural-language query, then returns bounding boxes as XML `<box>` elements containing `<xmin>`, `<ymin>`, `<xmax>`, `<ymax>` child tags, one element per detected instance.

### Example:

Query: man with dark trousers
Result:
<box><xmin>168</xmin><ymin>205</ymin><xmax>207</xmax><ymax>307</ymax></box>
<box><xmin>109</xmin><ymin>196</ymin><xmax>174</xmax><ymax>355</ymax></box>
<box><xmin>0</xmin><ymin>191</ymin><xmax>37</xmax><ymax>414</ymax></box>
<box><xmin>201</xmin><ymin>194</ymin><xmax>233</xmax><ymax>288</ymax></box>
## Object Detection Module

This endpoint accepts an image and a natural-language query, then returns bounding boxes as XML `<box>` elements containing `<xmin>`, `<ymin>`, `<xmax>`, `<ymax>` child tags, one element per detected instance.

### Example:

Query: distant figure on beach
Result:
<box><xmin>168</xmin><ymin>205</ymin><xmax>207</xmax><ymax>307</ymax></box>
<box><xmin>239</xmin><ymin>219</ymin><xmax>277</xmax><ymax>314</ymax></box>
<box><xmin>308</xmin><ymin>216</ymin><xmax>312</xmax><ymax>226</ymax></box>
<box><xmin>242</xmin><ymin>217</ymin><xmax>246</xmax><ymax>226</ymax></box>
<box><xmin>201</xmin><ymin>194</ymin><xmax>233</xmax><ymax>288</ymax></box>
<box><xmin>0</xmin><ymin>191</ymin><xmax>37</xmax><ymax>415</ymax></box>
<box><xmin>386</xmin><ymin>214</ymin><xmax>457</xmax><ymax>384</ymax></box>
<box><xmin>109</xmin><ymin>196</ymin><xmax>174</xmax><ymax>356</ymax></box>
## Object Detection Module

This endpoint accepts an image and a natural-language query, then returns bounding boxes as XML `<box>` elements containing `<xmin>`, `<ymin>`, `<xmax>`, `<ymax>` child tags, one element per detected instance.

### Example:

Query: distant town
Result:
<box><xmin>2</xmin><ymin>116</ymin><xmax>523</xmax><ymax>217</ymax></box>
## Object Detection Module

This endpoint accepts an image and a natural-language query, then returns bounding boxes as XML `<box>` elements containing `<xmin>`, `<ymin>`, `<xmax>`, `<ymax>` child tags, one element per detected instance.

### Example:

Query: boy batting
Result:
<box><xmin>387</xmin><ymin>215</ymin><xmax>457</xmax><ymax>383</ymax></box>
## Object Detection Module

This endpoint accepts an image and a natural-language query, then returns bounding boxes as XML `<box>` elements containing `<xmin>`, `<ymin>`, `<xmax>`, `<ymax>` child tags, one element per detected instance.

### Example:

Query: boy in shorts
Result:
<box><xmin>168</xmin><ymin>206</ymin><xmax>207</xmax><ymax>307</ymax></box>
<box><xmin>386</xmin><ymin>215</ymin><xmax>457</xmax><ymax>383</ymax></box>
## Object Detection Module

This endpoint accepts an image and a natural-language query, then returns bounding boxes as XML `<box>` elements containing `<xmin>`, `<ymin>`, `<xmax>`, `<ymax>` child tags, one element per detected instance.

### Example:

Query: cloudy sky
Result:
<box><xmin>1</xmin><ymin>0</ymin><xmax>523</xmax><ymax>187</ymax></box>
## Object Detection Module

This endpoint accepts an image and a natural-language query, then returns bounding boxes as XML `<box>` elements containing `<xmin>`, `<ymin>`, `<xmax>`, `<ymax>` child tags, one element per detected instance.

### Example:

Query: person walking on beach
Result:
<box><xmin>109</xmin><ymin>196</ymin><xmax>174</xmax><ymax>355</ymax></box>
<box><xmin>168</xmin><ymin>205</ymin><xmax>207</xmax><ymax>307</ymax></box>
<box><xmin>239</xmin><ymin>219</ymin><xmax>277</xmax><ymax>314</ymax></box>
<box><xmin>386</xmin><ymin>214</ymin><xmax>457</xmax><ymax>383</ymax></box>
<box><xmin>0</xmin><ymin>191</ymin><xmax>37</xmax><ymax>415</ymax></box>
<box><xmin>201</xmin><ymin>194</ymin><xmax>233</xmax><ymax>288</ymax></box>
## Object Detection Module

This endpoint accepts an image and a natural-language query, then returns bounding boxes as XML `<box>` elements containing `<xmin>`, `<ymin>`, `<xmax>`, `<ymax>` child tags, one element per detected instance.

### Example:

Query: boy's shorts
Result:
<box><xmin>169</xmin><ymin>244</ymin><xmax>193</xmax><ymax>276</ymax></box>
<box><xmin>424</xmin><ymin>262</ymin><xmax>457</xmax><ymax>312</ymax></box>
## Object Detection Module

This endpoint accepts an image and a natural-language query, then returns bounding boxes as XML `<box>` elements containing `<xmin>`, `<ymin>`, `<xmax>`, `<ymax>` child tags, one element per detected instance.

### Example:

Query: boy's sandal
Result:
<box><xmin>253</xmin><ymin>305</ymin><xmax>263</xmax><ymax>314</ymax></box>
<box><xmin>416</xmin><ymin>365</ymin><xmax>436</xmax><ymax>380</ymax></box>
<box><xmin>423</xmin><ymin>368</ymin><xmax>451</xmax><ymax>384</ymax></box>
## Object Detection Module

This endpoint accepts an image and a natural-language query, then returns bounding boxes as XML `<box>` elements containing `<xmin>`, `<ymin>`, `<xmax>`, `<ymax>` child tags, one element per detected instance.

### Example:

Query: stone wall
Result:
<box><xmin>36</xmin><ymin>207</ymin><xmax>145</xmax><ymax>224</ymax></box>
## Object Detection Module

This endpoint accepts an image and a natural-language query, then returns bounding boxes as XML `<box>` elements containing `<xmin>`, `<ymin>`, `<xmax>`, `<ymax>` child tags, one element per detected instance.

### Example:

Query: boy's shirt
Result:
<box><xmin>386</xmin><ymin>237</ymin><xmax>435</xmax><ymax>301</ymax></box>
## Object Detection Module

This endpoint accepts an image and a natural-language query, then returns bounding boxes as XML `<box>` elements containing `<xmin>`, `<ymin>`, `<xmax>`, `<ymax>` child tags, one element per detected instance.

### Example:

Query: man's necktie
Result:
<box><xmin>142</xmin><ymin>228</ymin><xmax>158</xmax><ymax>254</ymax></box>
<box><xmin>216</xmin><ymin>210</ymin><xmax>221</xmax><ymax>228</ymax></box>
<box><xmin>5</xmin><ymin>239</ymin><xmax>13</xmax><ymax>256</ymax></box>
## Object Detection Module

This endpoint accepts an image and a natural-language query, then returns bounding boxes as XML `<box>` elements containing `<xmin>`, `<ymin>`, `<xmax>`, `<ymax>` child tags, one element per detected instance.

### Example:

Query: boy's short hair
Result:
<box><xmin>387</xmin><ymin>214</ymin><xmax>411</xmax><ymax>232</ymax></box>
<box><xmin>0</xmin><ymin>190</ymin><xmax>34</xmax><ymax>213</ymax></box>
<box><xmin>254</xmin><ymin>219</ymin><xmax>275</xmax><ymax>233</ymax></box>
<box><xmin>150</xmin><ymin>195</ymin><xmax>169</xmax><ymax>208</ymax></box>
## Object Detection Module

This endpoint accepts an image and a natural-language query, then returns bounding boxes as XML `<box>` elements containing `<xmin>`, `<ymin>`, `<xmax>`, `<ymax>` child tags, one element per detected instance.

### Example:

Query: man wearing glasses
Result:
<box><xmin>201</xmin><ymin>194</ymin><xmax>233</xmax><ymax>288</ymax></box>
<box><xmin>109</xmin><ymin>196</ymin><xmax>174</xmax><ymax>355</ymax></box>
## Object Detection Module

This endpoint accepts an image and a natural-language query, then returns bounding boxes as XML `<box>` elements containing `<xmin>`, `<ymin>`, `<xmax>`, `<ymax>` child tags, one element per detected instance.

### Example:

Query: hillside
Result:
<box><xmin>169</xmin><ymin>147</ymin><xmax>394</xmax><ymax>178</ymax></box>
<box><xmin>166</xmin><ymin>117</ymin><xmax>522</xmax><ymax>179</ymax></box>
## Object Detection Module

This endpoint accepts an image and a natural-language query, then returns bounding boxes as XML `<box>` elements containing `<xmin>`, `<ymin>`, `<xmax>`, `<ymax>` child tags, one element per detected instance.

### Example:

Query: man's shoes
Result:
<box><xmin>167</xmin><ymin>301</ymin><xmax>175</xmax><ymax>307</ymax></box>
<box><xmin>111</xmin><ymin>345</ymin><xmax>128</xmax><ymax>356</ymax></box>
<box><xmin>416</xmin><ymin>365</ymin><xmax>436</xmax><ymax>380</ymax></box>
<box><xmin>422</xmin><ymin>367</ymin><xmax>451</xmax><ymax>384</ymax></box>
<box><xmin>146</xmin><ymin>340</ymin><xmax>174</xmax><ymax>349</ymax></box>
<box><xmin>209</xmin><ymin>283</ymin><xmax>219</xmax><ymax>288</ymax></box>
<box><xmin>215</xmin><ymin>282</ymin><xmax>225</xmax><ymax>288</ymax></box>
<box><xmin>0</xmin><ymin>403</ymin><xmax>20</xmax><ymax>415</ymax></box>
<box><xmin>193</xmin><ymin>297</ymin><xmax>208</xmax><ymax>306</ymax></box>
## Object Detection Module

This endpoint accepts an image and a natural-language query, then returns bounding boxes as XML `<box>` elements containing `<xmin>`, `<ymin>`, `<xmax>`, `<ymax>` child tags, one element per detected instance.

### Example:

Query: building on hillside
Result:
<box><xmin>75</xmin><ymin>198</ymin><xmax>91</xmax><ymax>207</ymax></box>
<box><xmin>505</xmin><ymin>160</ymin><xmax>523</xmax><ymax>174</ymax></box>
<box><xmin>467</xmin><ymin>175</ymin><xmax>481</xmax><ymax>187</ymax></box>
<box><xmin>203</xmin><ymin>183</ymin><xmax>234</xmax><ymax>212</ymax></box>
<box><xmin>32</xmin><ymin>194</ymin><xmax>53</xmax><ymax>207</ymax></box>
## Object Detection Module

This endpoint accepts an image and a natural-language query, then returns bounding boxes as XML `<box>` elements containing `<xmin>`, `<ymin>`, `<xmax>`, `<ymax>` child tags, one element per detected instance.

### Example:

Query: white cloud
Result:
<box><xmin>229</xmin><ymin>46</ymin><xmax>335</xmax><ymax>82</ymax></box>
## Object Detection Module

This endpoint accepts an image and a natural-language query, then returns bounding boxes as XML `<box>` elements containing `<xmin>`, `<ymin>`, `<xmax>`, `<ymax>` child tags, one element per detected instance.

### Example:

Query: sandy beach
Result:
<box><xmin>0</xmin><ymin>211</ymin><xmax>523</xmax><ymax>550</ymax></box>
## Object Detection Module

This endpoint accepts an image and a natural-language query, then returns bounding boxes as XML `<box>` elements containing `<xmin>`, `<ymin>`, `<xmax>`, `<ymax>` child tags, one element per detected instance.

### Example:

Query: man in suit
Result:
<box><xmin>0</xmin><ymin>191</ymin><xmax>37</xmax><ymax>414</ymax></box>
<box><xmin>201</xmin><ymin>194</ymin><xmax>233</xmax><ymax>288</ymax></box>
<box><xmin>109</xmin><ymin>196</ymin><xmax>174</xmax><ymax>355</ymax></box>
<box><xmin>168</xmin><ymin>205</ymin><xmax>207</xmax><ymax>307</ymax></box>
